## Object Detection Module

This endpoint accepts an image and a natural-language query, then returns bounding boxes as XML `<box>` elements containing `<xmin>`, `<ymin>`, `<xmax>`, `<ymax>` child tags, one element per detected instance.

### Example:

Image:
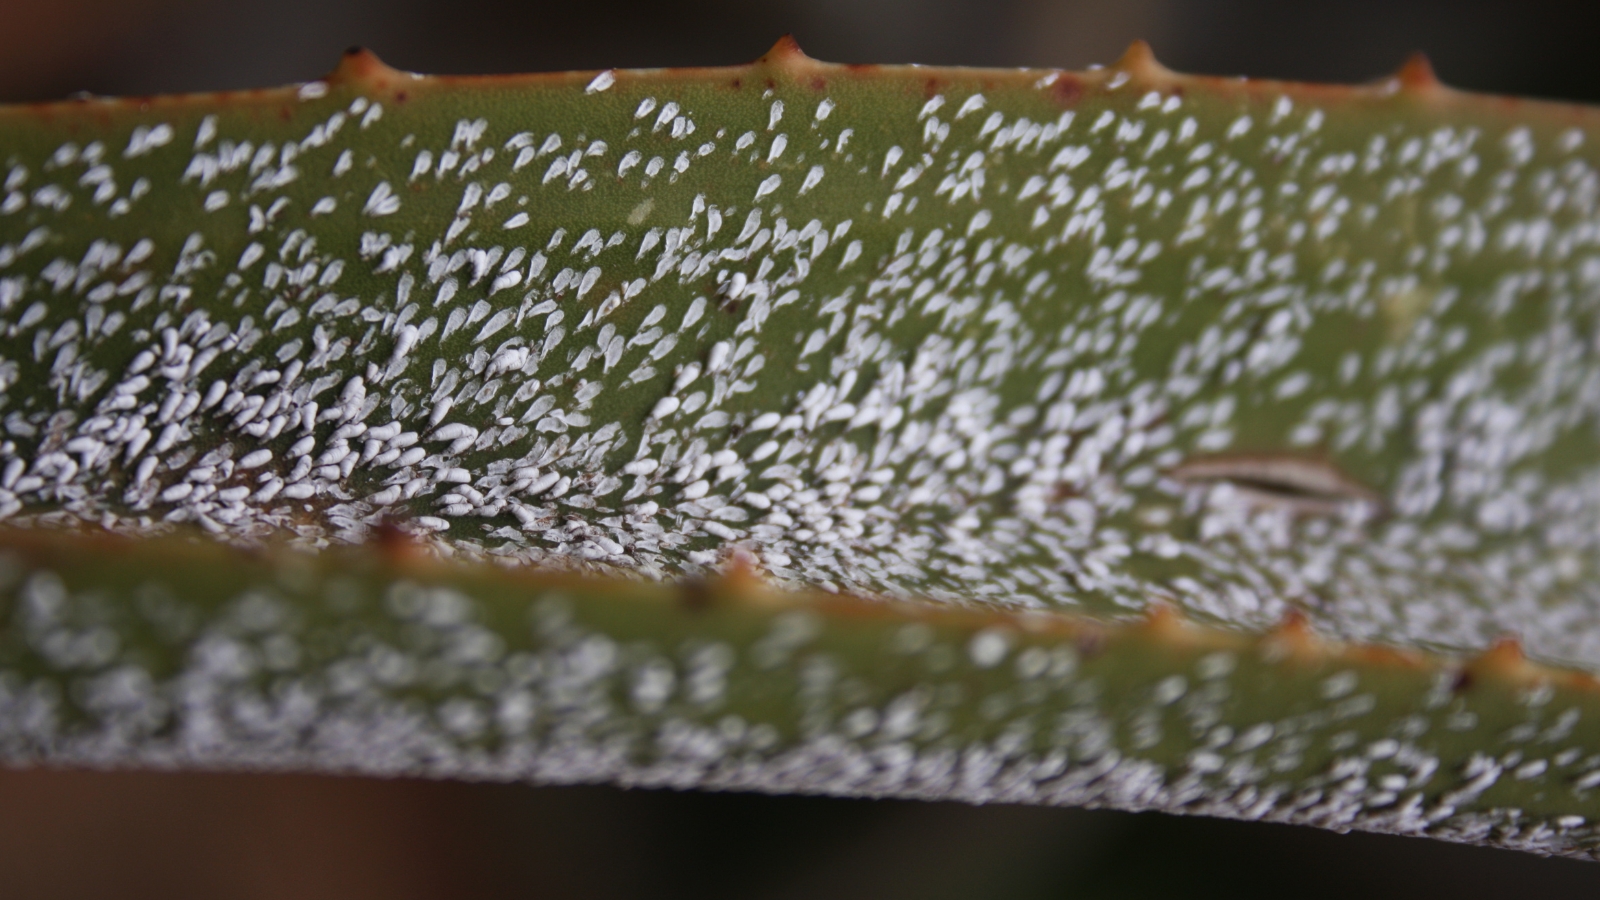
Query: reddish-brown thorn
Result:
<box><xmin>758</xmin><ymin>35</ymin><xmax>810</xmax><ymax>67</ymax></box>
<box><xmin>1395</xmin><ymin>51</ymin><xmax>1443</xmax><ymax>92</ymax></box>
<box><xmin>720</xmin><ymin>547</ymin><xmax>766</xmax><ymax>596</ymax></box>
<box><xmin>329</xmin><ymin>47</ymin><xmax>405</xmax><ymax>87</ymax></box>
<box><xmin>1474</xmin><ymin>634</ymin><xmax>1529</xmax><ymax>674</ymax></box>
<box><xmin>1112</xmin><ymin>40</ymin><xmax>1172</xmax><ymax>80</ymax></box>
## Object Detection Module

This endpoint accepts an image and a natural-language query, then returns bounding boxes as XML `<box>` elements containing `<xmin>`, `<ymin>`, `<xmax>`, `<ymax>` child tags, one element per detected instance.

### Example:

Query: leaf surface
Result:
<box><xmin>3</xmin><ymin>40</ymin><xmax>1600</xmax><ymax>856</ymax></box>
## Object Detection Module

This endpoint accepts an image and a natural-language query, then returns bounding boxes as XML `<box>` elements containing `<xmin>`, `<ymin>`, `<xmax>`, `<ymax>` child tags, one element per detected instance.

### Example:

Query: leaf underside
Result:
<box><xmin>4</xmin><ymin>40</ymin><xmax>1600</xmax><ymax>856</ymax></box>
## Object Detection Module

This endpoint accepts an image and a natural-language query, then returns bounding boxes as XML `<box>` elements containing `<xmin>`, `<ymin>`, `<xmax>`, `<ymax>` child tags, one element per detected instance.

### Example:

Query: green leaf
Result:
<box><xmin>4</xmin><ymin>39</ymin><xmax>1600</xmax><ymax>856</ymax></box>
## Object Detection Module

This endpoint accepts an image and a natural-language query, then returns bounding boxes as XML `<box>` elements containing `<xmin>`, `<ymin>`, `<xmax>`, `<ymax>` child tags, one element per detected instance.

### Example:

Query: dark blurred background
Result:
<box><xmin>9</xmin><ymin>0</ymin><xmax>1600</xmax><ymax>104</ymax></box>
<box><xmin>5</xmin><ymin>0</ymin><xmax>1600</xmax><ymax>896</ymax></box>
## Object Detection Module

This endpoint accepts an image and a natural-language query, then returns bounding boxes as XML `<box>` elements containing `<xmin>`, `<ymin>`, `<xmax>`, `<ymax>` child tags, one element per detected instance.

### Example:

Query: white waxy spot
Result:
<box><xmin>364</xmin><ymin>181</ymin><xmax>400</xmax><ymax>217</ymax></box>
<box><xmin>1152</xmin><ymin>676</ymin><xmax>1187</xmax><ymax>705</ymax></box>
<box><xmin>526</xmin><ymin>472</ymin><xmax>562</xmax><ymax>496</ymax></box>
<box><xmin>240</xmin><ymin>449</ymin><xmax>273</xmax><ymax>469</ymax></box>
<box><xmin>623</xmin><ymin>458</ymin><xmax>659</xmax><ymax>475</ymax></box>
<box><xmin>194</xmin><ymin>115</ymin><xmax>217</xmax><ymax>149</ymax></box>
<box><xmin>882</xmin><ymin>146</ymin><xmax>904</xmax><ymax>176</ymax></box>
<box><xmin>968</xmin><ymin>629</ymin><xmax>1010</xmax><ymax>668</ymax></box>
<box><xmin>124</xmin><ymin>123</ymin><xmax>174</xmax><ymax>158</ymax></box>
<box><xmin>672</xmin><ymin>362</ymin><xmax>701</xmax><ymax>392</ymax></box>
<box><xmin>433</xmin><ymin>422</ymin><xmax>478</xmax><ymax>443</ymax></box>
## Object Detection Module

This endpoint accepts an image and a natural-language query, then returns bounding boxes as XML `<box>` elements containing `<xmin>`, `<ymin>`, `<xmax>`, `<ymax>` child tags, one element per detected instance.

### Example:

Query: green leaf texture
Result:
<box><xmin>4</xmin><ymin>40</ymin><xmax>1600</xmax><ymax>855</ymax></box>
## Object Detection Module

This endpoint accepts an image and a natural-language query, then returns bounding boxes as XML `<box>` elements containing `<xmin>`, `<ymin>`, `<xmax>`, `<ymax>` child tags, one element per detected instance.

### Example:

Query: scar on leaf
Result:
<box><xmin>1169</xmin><ymin>453</ymin><xmax>1387</xmax><ymax>519</ymax></box>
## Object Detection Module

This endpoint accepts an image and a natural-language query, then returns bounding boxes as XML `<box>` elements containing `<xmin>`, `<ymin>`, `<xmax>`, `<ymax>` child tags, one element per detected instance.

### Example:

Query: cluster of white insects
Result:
<box><xmin>4</xmin><ymin>50</ymin><xmax>1600</xmax><ymax>668</ymax></box>
<box><xmin>2</xmin><ymin>45</ymin><xmax>1600</xmax><ymax>855</ymax></box>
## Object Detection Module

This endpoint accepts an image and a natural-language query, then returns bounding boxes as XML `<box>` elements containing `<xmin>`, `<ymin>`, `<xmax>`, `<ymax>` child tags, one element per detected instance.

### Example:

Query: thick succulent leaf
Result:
<box><xmin>4</xmin><ymin>40</ymin><xmax>1600</xmax><ymax>856</ymax></box>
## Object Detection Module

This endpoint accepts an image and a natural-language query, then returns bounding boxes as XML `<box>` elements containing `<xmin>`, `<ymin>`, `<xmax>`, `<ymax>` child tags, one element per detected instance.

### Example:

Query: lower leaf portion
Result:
<box><xmin>0</xmin><ymin>529</ymin><xmax>1596</xmax><ymax>857</ymax></box>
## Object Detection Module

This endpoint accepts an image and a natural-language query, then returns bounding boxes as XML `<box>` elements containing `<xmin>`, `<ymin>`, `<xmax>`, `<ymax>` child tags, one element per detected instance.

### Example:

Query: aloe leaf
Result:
<box><xmin>5</xmin><ymin>39</ymin><xmax>1600</xmax><ymax>856</ymax></box>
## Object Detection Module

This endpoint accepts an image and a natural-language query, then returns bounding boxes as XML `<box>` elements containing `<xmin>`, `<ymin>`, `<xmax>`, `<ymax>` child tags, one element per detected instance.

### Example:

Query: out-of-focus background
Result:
<box><xmin>7</xmin><ymin>0</ymin><xmax>1600</xmax><ymax>104</ymax></box>
<box><xmin>4</xmin><ymin>0</ymin><xmax>1600</xmax><ymax>896</ymax></box>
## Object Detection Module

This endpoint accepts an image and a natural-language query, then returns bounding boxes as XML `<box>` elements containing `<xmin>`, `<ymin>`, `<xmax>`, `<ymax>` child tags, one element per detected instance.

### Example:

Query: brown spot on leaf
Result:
<box><xmin>1051</xmin><ymin>75</ymin><xmax>1084</xmax><ymax>108</ymax></box>
<box><xmin>1170</xmin><ymin>453</ymin><xmax>1387</xmax><ymax>519</ymax></box>
<box><xmin>1074</xmin><ymin>627</ymin><xmax>1107</xmax><ymax>661</ymax></box>
<box><xmin>678</xmin><ymin>575</ymin><xmax>714</xmax><ymax>613</ymax></box>
<box><xmin>1049</xmin><ymin>482</ymin><xmax>1080</xmax><ymax>504</ymax></box>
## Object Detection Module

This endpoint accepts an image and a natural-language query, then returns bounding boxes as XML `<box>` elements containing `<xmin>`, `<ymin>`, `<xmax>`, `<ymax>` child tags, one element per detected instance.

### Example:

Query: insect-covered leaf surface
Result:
<box><xmin>4</xmin><ymin>41</ymin><xmax>1600</xmax><ymax>856</ymax></box>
